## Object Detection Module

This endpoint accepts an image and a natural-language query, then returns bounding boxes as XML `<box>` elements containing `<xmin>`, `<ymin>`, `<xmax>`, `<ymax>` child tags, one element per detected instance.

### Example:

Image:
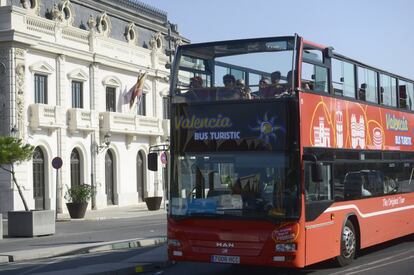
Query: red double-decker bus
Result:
<box><xmin>154</xmin><ymin>35</ymin><xmax>414</xmax><ymax>268</ymax></box>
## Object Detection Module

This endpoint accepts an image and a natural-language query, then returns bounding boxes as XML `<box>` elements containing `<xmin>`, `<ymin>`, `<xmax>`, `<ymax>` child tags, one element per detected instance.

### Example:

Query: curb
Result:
<box><xmin>0</xmin><ymin>236</ymin><xmax>167</xmax><ymax>263</ymax></box>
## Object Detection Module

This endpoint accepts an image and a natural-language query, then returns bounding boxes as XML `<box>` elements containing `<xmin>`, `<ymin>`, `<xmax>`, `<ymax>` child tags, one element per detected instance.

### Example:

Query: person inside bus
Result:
<box><xmin>358</xmin><ymin>83</ymin><xmax>367</xmax><ymax>101</ymax></box>
<box><xmin>361</xmin><ymin>176</ymin><xmax>372</xmax><ymax>197</ymax></box>
<box><xmin>218</xmin><ymin>74</ymin><xmax>242</xmax><ymax>100</ymax></box>
<box><xmin>260</xmin><ymin>71</ymin><xmax>284</xmax><ymax>98</ymax></box>
<box><xmin>236</xmin><ymin>79</ymin><xmax>252</xmax><ymax>99</ymax></box>
<box><xmin>190</xmin><ymin>76</ymin><xmax>203</xmax><ymax>89</ymax></box>
<box><xmin>188</xmin><ymin>76</ymin><xmax>210</xmax><ymax>100</ymax></box>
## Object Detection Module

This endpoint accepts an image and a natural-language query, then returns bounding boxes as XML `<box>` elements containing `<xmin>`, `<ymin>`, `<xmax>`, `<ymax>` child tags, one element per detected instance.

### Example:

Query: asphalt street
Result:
<box><xmin>157</xmin><ymin>234</ymin><xmax>414</xmax><ymax>275</ymax></box>
<box><xmin>0</xmin><ymin>213</ymin><xmax>166</xmax><ymax>254</ymax></box>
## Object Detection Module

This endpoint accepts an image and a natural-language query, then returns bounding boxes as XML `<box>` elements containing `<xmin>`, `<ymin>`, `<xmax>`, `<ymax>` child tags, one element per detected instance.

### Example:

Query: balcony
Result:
<box><xmin>29</xmin><ymin>104</ymin><xmax>64</xmax><ymax>131</ymax></box>
<box><xmin>67</xmin><ymin>109</ymin><xmax>99</xmax><ymax>134</ymax></box>
<box><xmin>99</xmin><ymin>112</ymin><xmax>163</xmax><ymax>136</ymax></box>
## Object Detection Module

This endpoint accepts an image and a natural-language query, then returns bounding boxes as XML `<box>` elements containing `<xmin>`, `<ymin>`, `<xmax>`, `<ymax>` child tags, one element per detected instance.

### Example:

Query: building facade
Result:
<box><xmin>0</xmin><ymin>0</ymin><xmax>185</xmax><ymax>214</ymax></box>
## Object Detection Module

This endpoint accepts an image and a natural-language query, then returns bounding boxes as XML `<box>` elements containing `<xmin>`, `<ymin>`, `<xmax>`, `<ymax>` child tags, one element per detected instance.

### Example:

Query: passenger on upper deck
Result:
<box><xmin>218</xmin><ymin>74</ymin><xmax>242</xmax><ymax>100</ymax></box>
<box><xmin>190</xmin><ymin>76</ymin><xmax>203</xmax><ymax>89</ymax></box>
<box><xmin>236</xmin><ymin>79</ymin><xmax>252</xmax><ymax>99</ymax></box>
<box><xmin>186</xmin><ymin>76</ymin><xmax>209</xmax><ymax>100</ymax></box>
<box><xmin>259</xmin><ymin>71</ymin><xmax>284</xmax><ymax>98</ymax></box>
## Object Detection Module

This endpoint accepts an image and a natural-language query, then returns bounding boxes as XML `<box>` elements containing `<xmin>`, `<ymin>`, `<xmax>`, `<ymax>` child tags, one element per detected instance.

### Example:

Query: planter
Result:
<box><xmin>8</xmin><ymin>210</ymin><xmax>55</xmax><ymax>237</ymax></box>
<box><xmin>144</xmin><ymin>196</ymin><xmax>163</xmax><ymax>211</ymax></box>
<box><xmin>66</xmin><ymin>202</ymin><xmax>88</xmax><ymax>219</ymax></box>
<box><xmin>0</xmin><ymin>214</ymin><xmax>2</xmax><ymax>240</ymax></box>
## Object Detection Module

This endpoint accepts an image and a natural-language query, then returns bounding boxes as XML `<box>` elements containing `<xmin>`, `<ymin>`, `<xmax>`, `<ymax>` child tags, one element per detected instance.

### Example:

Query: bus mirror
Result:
<box><xmin>148</xmin><ymin>152</ymin><xmax>158</xmax><ymax>171</ymax></box>
<box><xmin>312</xmin><ymin>162</ymin><xmax>323</xmax><ymax>182</ymax></box>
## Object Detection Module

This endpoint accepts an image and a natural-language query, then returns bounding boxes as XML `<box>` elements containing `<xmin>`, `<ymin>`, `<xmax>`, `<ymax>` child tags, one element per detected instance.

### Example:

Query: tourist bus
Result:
<box><xmin>150</xmin><ymin>35</ymin><xmax>414</xmax><ymax>268</ymax></box>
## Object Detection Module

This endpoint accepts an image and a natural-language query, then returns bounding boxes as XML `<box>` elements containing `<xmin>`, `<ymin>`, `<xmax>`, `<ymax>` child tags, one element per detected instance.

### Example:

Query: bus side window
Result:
<box><xmin>305</xmin><ymin>163</ymin><xmax>332</xmax><ymax>201</ymax></box>
<box><xmin>301</xmin><ymin>62</ymin><xmax>328</xmax><ymax>93</ymax></box>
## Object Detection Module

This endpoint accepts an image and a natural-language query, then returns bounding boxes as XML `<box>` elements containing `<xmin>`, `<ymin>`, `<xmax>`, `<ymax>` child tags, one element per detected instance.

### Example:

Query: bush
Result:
<box><xmin>65</xmin><ymin>184</ymin><xmax>94</xmax><ymax>203</ymax></box>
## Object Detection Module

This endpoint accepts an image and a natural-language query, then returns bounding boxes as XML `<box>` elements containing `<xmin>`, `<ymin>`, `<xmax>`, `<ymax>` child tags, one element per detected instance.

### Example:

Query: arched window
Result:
<box><xmin>70</xmin><ymin>149</ymin><xmax>81</xmax><ymax>188</ymax></box>
<box><xmin>33</xmin><ymin>147</ymin><xmax>45</xmax><ymax>210</ymax></box>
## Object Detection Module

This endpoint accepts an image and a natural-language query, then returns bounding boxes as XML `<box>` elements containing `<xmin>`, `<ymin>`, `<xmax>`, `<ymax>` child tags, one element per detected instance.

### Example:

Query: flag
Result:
<box><xmin>130</xmin><ymin>72</ymin><xmax>147</xmax><ymax>108</ymax></box>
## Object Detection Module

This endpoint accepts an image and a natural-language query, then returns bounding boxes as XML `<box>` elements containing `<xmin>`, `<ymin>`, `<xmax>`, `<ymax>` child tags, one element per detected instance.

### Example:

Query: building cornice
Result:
<box><xmin>0</xmin><ymin>29</ymin><xmax>40</xmax><ymax>46</ymax></box>
<box><xmin>70</xmin><ymin>0</ymin><xmax>168</xmax><ymax>36</ymax></box>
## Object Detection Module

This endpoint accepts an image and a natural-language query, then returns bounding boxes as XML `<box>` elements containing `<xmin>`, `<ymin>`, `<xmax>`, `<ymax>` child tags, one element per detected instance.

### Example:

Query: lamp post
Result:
<box><xmin>164</xmin><ymin>21</ymin><xmax>175</xmax><ymax>65</ymax></box>
<box><xmin>91</xmin><ymin>132</ymin><xmax>111</xmax><ymax>209</ymax></box>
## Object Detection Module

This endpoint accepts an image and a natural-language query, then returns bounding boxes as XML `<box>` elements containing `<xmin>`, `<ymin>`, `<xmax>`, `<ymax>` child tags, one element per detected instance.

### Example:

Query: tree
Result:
<box><xmin>0</xmin><ymin>137</ymin><xmax>35</xmax><ymax>211</ymax></box>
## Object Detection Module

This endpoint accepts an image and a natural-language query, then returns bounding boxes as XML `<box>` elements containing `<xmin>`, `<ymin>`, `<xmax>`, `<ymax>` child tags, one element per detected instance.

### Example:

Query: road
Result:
<box><xmin>0</xmin><ymin>213</ymin><xmax>167</xmax><ymax>254</ymax></box>
<box><xmin>0</xmin><ymin>246</ymin><xmax>159</xmax><ymax>274</ymax></box>
<box><xmin>157</xmin><ymin>234</ymin><xmax>414</xmax><ymax>275</ymax></box>
<box><xmin>1</xmin><ymin>234</ymin><xmax>413</xmax><ymax>274</ymax></box>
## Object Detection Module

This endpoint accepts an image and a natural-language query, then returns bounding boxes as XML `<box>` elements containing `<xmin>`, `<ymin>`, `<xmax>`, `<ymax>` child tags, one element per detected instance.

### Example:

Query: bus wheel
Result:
<box><xmin>336</xmin><ymin>220</ymin><xmax>356</xmax><ymax>266</ymax></box>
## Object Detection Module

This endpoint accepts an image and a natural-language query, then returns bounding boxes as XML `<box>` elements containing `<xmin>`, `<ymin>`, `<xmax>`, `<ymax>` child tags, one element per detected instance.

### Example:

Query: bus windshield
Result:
<box><xmin>172</xmin><ymin>37</ymin><xmax>296</xmax><ymax>103</ymax></box>
<box><xmin>171</xmin><ymin>152</ymin><xmax>300</xmax><ymax>221</ymax></box>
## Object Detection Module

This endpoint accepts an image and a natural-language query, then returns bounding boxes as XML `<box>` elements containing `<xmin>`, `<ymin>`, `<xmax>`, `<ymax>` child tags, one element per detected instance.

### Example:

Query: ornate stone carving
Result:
<box><xmin>87</xmin><ymin>15</ymin><xmax>96</xmax><ymax>30</ymax></box>
<box><xmin>97</xmin><ymin>12</ymin><xmax>111</xmax><ymax>36</ymax></box>
<box><xmin>175</xmin><ymin>38</ymin><xmax>184</xmax><ymax>47</ymax></box>
<box><xmin>58</xmin><ymin>0</ymin><xmax>75</xmax><ymax>25</ymax></box>
<box><xmin>15</xmin><ymin>64</ymin><xmax>25</xmax><ymax>139</ymax></box>
<box><xmin>52</xmin><ymin>4</ymin><xmax>64</xmax><ymax>22</ymax></box>
<box><xmin>15</xmin><ymin>48</ymin><xmax>26</xmax><ymax>58</ymax></box>
<box><xmin>149</xmin><ymin>32</ymin><xmax>163</xmax><ymax>53</ymax></box>
<box><xmin>57</xmin><ymin>54</ymin><xmax>65</xmax><ymax>63</ymax></box>
<box><xmin>21</xmin><ymin>0</ymin><xmax>40</xmax><ymax>16</ymax></box>
<box><xmin>124</xmin><ymin>22</ymin><xmax>137</xmax><ymax>44</ymax></box>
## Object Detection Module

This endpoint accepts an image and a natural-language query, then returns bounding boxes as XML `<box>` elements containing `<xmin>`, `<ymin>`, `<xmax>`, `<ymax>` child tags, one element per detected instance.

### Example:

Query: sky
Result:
<box><xmin>140</xmin><ymin>0</ymin><xmax>414</xmax><ymax>80</ymax></box>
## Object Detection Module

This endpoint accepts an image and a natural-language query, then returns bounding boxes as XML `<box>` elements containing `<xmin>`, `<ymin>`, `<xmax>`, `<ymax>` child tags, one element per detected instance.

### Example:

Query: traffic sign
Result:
<box><xmin>52</xmin><ymin>157</ymin><xmax>63</xmax><ymax>169</ymax></box>
<box><xmin>160</xmin><ymin>152</ymin><xmax>167</xmax><ymax>165</ymax></box>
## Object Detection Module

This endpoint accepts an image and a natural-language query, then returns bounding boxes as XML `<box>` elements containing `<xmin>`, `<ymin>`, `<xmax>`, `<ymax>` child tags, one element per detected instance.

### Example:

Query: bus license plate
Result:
<box><xmin>211</xmin><ymin>255</ymin><xmax>240</xmax><ymax>264</ymax></box>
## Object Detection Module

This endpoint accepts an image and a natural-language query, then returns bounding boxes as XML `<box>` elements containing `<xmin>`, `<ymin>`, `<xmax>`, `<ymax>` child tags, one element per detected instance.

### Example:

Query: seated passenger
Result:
<box><xmin>236</xmin><ymin>79</ymin><xmax>252</xmax><ymax>99</ymax></box>
<box><xmin>259</xmin><ymin>72</ymin><xmax>287</xmax><ymax>98</ymax></box>
<box><xmin>358</xmin><ymin>83</ymin><xmax>367</xmax><ymax>101</ymax></box>
<box><xmin>217</xmin><ymin>74</ymin><xmax>241</xmax><ymax>100</ymax></box>
<box><xmin>257</xmin><ymin>76</ymin><xmax>271</xmax><ymax>98</ymax></box>
<box><xmin>190</xmin><ymin>76</ymin><xmax>203</xmax><ymax>89</ymax></box>
<box><xmin>188</xmin><ymin>76</ymin><xmax>213</xmax><ymax>100</ymax></box>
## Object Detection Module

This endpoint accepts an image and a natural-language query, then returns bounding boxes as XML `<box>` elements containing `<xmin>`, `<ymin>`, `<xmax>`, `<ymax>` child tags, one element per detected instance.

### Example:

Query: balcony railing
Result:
<box><xmin>67</xmin><ymin>109</ymin><xmax>99</xmax><ymax>133</ymax></box>
<box><xmin>29</xmin><ymin>104</ymin><xmax>64</xmax><ymax>131</ymax></box>
<box><xmin>99</xmin><ymin>112</ymin><xmax>163</xmax><ymax>136</ymax></box>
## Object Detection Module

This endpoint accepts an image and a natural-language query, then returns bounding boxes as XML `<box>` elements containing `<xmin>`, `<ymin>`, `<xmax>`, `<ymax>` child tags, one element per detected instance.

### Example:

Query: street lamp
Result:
<box><xmin>164</xmin><ymin>20</ymin><xmax>174</xmax><ymax>64</ymax></box>
<box><xmin>90</xmin><ymin>132</ymin><xmax>111</xmax><ymax>210</ymax></box>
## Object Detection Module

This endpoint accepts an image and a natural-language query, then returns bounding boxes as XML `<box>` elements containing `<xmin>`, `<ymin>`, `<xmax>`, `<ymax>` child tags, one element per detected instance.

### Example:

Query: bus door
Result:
<box><xmin>304</xmin><ymin>162</ymin><xmax>337</xmax><ymax>265</ymax></box>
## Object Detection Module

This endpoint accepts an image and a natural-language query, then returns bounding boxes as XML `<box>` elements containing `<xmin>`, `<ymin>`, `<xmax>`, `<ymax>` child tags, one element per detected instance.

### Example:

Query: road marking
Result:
<box><xmin>330</xmin><ymin>247</ymin><xmax>414</xmax><ymax>275</ymax></box>
<box><xmin>345</xmin><ymin>255</ymin><xmax>414</xmax><ymax>275</ymax></box>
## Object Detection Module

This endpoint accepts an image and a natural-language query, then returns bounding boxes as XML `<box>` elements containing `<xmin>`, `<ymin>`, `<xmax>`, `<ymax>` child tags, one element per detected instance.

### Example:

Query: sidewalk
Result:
<box><xmin>56</xmin><ymin>202</ymin><xmax>167</xmax><ymax>221</ymax></box>
<box><xmin>0</xmin><ymin>204</ymin><xmax>167</xmax><ymax>264</ymax></box>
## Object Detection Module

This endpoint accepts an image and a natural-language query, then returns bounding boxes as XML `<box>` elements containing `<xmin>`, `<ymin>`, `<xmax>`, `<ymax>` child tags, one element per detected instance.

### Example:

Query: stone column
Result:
<box><xmin>89</xmin><ymin>62</ymin><xmax>103</xmax><ymax>209</ymax></box>
<box><xmin>56</xmin><ymin>54</ymin><xmax>66</xmax><ymax>213</ymax></box>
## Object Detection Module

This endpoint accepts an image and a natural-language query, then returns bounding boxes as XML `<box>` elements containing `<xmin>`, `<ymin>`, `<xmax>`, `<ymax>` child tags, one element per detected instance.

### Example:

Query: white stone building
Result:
<box><xmin>0</xmin><ymin>0</ymin><xmax>186</xmax><ymax>214</ymax></box>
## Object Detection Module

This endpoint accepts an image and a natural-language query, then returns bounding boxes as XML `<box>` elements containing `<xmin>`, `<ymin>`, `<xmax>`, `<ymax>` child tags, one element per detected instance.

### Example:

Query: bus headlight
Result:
<box><xmin>275</xmin><ymin>243</ymin><xmax>296</xmax><ymax>252</ymax></box>
<box><xmin>168</xmin><ymin>239</ymin><xmax>181</xmax><ymax>247</ymax></box>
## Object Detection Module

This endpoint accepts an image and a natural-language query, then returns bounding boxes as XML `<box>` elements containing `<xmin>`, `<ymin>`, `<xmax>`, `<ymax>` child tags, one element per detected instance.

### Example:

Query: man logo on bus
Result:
<box><xmin>250</xmin><ymin>113</ymin><xmax>286</xmax><ymax>143</ymax></box>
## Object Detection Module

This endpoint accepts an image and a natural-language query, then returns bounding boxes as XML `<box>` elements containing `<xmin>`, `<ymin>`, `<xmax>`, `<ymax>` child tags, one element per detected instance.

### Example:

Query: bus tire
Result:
<box><xmin>336</xmin><ymin>220</ymin><xmax>356</xmax><ymax>267</ymax></box>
